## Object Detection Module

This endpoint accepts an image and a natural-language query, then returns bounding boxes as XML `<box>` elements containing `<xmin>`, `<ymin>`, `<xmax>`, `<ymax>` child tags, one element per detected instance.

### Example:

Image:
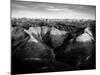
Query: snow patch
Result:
<box><xmin>76</xmin><ymin>27</ymin><xmax>93</xmax><ymax>42</ymax></box>
<box><xmin>76</xmin><ymin>33</ymin><xmax>92</xmax><ymax>42</ymax></box>
<box><xmin>50</xmin><ymin>27</ymin><xmax>67</xmax><ymax>35</ymax></box>
<box><xmin>24</xmin><ymin>29</ymin><xmax>38</xmax><ymax>43</ymax></box>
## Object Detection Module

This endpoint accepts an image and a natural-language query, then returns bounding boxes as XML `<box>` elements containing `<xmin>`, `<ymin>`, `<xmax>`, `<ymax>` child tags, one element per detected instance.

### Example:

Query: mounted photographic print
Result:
<box><xmin>11</xmin><ymin>0</ymin><xmax>96</xmax><ymax>74</ymax></box>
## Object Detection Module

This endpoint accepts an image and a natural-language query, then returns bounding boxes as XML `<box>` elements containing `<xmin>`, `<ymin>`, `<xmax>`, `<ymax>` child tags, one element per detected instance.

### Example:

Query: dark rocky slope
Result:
<box><xmin>11</xmin><ymin>24</ymin><xmax>95</xmax><ymax>74</ymax></box>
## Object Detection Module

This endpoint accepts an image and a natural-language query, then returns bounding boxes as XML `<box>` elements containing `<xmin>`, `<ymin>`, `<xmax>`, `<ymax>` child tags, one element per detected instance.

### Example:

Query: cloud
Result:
<box><xmin>11</xmin><ymin>0</ymin><xmax>96</xmax><ymax>20</ymax></box>
<box><xmin>47</xmin><ymin>8</ymin><xmax>64</xmax><ymax>11</ymax></box>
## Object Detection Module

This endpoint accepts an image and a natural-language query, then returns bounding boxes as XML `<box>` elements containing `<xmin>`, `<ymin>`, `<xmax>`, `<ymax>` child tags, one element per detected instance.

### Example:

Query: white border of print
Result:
<box><xmin>0</xmin><ymin>0</ymin><xmax>98</xmax><ymax>75</ymax></box>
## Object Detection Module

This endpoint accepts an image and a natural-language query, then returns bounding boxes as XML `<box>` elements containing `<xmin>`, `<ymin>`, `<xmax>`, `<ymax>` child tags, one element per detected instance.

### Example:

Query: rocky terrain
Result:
<box><xmin>11</xmin><ymin>18</ymin><xmax>96</xmax><ymax>74</ymax></box>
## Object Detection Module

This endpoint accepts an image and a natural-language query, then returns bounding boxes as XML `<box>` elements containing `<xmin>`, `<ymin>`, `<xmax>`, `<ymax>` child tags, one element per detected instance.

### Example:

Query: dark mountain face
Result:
<box><xmin>11</xmin><ymin>25</ymin><xmax>95</xmax><ymax>74</ymax></box>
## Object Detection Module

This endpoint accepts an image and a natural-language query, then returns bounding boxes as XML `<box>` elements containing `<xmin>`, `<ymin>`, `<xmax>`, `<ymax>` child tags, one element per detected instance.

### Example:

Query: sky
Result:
<box><xmin>11</xmin><ymin>0</ymin><xmax>96</xmax><ymax>20</ymax></box>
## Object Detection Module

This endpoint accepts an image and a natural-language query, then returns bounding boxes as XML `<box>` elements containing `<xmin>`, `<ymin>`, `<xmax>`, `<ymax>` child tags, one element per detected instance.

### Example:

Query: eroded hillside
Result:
<box><xmin>11</xmin><ymin>18</ymin><xmax>96</xmax><ymax>74</ymax></box>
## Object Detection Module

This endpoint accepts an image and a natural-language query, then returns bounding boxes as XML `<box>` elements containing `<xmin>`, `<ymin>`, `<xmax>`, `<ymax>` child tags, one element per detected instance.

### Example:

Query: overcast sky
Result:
<box><xmin>11</xmin><ymin>0</ymin><xmax>96</xmax><ymax>20</ymax></box>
